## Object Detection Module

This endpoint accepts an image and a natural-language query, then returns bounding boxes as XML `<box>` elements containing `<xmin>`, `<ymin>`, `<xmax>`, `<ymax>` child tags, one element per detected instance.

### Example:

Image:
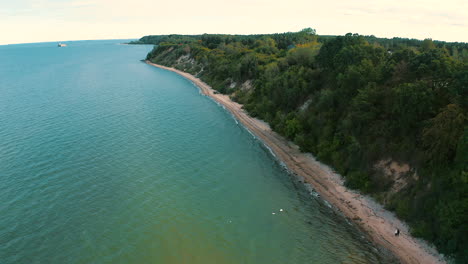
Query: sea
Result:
<box><xmin>0</xmin><ymin>40</ymin><xmax>392</xmax><ymax>263</ymax></box>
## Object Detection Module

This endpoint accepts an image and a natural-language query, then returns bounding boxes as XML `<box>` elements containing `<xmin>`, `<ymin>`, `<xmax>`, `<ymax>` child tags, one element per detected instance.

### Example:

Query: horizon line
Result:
<box><xmin>2</xmin><ymin>32</ymin><xmax>467</xmax><ymax>46</ymax></box>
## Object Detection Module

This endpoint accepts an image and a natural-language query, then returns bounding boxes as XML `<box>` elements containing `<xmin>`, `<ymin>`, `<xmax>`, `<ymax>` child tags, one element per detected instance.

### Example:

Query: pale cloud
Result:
<box><xmin>69</xmin><ymin>0</ymin><xmax>96</xmax><ymax>7</ymax></box>
<box><xmin>1</xmin><ymin>0</ymin><xmax>467</xmax><ymax>45</ymax></box>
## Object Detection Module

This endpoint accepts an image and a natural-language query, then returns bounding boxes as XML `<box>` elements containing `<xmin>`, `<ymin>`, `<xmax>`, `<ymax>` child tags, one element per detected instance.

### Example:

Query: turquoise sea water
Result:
<box><xmin>0</xmin><ymin>40</ymin><xmax>390</xmax><ymax>263</ymax></box>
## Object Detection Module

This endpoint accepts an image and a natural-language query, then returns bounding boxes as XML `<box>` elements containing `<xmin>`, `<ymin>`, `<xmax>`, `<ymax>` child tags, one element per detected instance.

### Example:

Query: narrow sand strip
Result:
<box><xmin>146</xmin><ymin>61</ymin><xmax>445</xmax><ymax>264</ymax></box>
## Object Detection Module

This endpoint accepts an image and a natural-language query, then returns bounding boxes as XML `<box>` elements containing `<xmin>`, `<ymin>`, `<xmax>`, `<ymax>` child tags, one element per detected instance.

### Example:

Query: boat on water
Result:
<box><xmin>58</xmin><ymin>43</ymin><xmax>67</xmax><ymax>47</ymax></box>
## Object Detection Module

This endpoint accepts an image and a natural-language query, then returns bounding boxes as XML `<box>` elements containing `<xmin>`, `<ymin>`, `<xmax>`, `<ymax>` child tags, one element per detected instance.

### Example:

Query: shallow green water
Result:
<box><xmin>0</xmin><ymin>40</ymin><xmax>390</xmax><ymax>263</ymax></box>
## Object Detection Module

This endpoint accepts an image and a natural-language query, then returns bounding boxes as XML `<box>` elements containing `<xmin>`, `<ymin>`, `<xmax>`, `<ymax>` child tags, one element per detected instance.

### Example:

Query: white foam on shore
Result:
<box><xmin>263</xmin><ymin>144</ymin><xmax>277</xmax><ymax>158</ymax></box>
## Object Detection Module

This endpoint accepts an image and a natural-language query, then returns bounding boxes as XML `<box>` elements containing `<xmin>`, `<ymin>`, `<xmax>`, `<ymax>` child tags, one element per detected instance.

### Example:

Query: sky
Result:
<box><xmin>1</xmin><ymin>0</ymin><xmax>467</xmax><ymax>45</ymax></box>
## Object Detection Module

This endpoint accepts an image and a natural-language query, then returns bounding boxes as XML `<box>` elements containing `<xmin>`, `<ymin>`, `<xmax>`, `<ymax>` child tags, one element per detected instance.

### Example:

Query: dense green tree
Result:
<box><xmin>423</xmin><ymin>104</ymin><xmax>466</xmax><ymax>165</ymax></box>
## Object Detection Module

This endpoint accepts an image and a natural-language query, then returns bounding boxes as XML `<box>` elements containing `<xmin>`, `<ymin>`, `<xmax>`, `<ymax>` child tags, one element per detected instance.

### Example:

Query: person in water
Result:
<box><xmin>394</xmin><ymin>228</ymin><xmax>400</xmax><ymax>236</ymax></box>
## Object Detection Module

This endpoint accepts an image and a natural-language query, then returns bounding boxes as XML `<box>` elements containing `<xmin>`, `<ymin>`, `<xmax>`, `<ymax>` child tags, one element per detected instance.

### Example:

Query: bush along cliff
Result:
<box><xmin>139</xmin><ymin>29</ymin><xmax>468</xmax><ymax>262</ymax></box>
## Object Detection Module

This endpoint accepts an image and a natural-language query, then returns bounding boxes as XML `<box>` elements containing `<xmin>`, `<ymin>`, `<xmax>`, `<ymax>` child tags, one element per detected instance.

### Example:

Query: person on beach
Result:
<box><xmin>395</xmin><ymin>228</ymin><xmax>400</xmax><ymax>236</ymax></box>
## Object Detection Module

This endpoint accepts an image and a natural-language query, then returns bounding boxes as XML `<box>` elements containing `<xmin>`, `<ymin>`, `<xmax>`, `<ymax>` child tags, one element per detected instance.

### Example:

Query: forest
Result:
<box><xmin>134</xmin><ymin>29</ymin><xmax>467</xmax><ymax>263</ymax></box>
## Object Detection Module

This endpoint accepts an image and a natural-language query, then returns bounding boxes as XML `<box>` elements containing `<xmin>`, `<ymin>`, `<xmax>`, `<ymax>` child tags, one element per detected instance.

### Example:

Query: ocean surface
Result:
<box><xmin>0</xmin><ymin>40</ymin><xmax>391</xmax><ymax>263</ymax></box>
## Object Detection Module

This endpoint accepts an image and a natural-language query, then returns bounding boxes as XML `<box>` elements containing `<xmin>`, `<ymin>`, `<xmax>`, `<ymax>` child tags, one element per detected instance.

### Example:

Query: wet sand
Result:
<box><xmin>146</xmin><ymin>61</ymin><xmax>445</xmax><ymax>264</ymax></box>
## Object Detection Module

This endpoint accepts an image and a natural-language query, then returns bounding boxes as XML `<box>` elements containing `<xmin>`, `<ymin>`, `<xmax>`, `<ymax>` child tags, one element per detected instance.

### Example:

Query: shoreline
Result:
<box><xmin>145</xmin><ymin>61</ymin><xmax>445</xmax><ymax>264</ymax></box>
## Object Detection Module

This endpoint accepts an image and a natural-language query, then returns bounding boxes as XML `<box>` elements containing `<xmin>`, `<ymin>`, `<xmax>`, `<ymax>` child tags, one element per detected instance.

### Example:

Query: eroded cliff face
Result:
<box><xmin>373</xmin><ymin>159</ymin><xmax>419</xmax><ymax>203</ymax></box>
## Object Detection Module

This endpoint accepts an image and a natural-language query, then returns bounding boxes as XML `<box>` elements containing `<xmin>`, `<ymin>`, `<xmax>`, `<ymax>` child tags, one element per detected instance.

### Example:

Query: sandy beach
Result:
<box><xmin>146</xmin><ymin>61</ymin><xmax>445</xmax><ymax>264</ymax></box>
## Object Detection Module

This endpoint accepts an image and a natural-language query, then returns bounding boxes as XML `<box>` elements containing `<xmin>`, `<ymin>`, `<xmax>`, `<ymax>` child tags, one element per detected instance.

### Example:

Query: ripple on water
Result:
<box><xmin>0</xmin><ymin>41</ymin><xmax>393</xmax><ymax>264</ymax></box>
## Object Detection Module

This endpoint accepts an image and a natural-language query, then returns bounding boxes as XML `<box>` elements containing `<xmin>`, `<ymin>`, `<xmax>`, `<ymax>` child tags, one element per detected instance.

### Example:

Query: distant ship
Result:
<box><xmin>58</xmin><ymin>43</ymin><xmax>67</xmax><ymax>47</ymax></box>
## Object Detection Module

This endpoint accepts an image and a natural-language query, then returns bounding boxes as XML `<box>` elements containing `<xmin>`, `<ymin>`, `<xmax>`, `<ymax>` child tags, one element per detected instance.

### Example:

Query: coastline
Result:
<box><xmin>145</xmin><ymin>61</ymin><xmax>445</xmax><ymax>264</ymax></box>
